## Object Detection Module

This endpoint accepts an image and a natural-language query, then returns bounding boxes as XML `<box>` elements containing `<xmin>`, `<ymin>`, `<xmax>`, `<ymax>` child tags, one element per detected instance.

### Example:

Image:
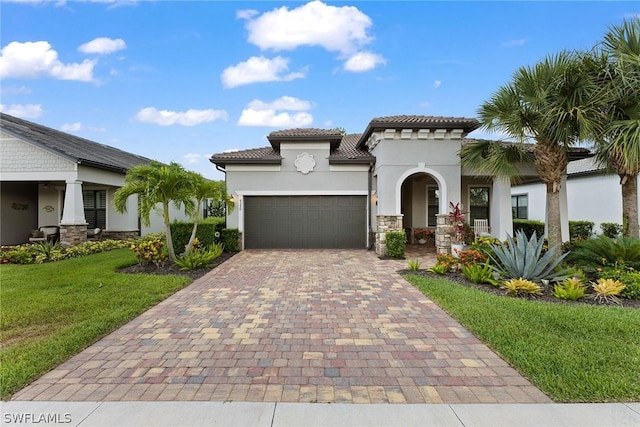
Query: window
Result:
<box><xmin>427</xmin><ymin>187</ymin><xmax>439</xmax><ymax>226</ymax></box>
<box><xmin>469</xmin><ymin>187</ymin><xmax>489</xmax><ymax>223</ymax></box>
<box><xmin>512</xmin><ymin>194</ymin><xmax>528</xmax><ymax>219</ymax></box>
<box><xmin>83</xmin><ymin>190</ymin><xmax>106</xmax><ymax>229</ymax></box>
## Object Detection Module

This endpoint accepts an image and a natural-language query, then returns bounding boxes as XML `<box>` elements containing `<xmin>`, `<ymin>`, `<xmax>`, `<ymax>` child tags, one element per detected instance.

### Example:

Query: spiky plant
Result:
<box><xmin>566</xmin><ymin>236</ymin><xmax>640</xmax><ymax>269</ymax></box>
<box><xmin>590</xmin><ymin>278</ymin><xmax>626</xmax><ymax>305</ymax></box>
<box><xmin>406</xmin><ymin>259</ymin><xmax>421</xmax><ymax>271</ymax></box>
<box><xmin>501</xmin><ymin>278</ymin><xmax>543</xmax><ymax>298</ymax></box>
<box><xmin>553</xmin><ymin>277</ymin><xmax>587</xmax><ymax>301</ymax></box>
<box><xmin>489</xmin><ymin>230</ymin><xmax>569</xmax><ymax>281</ymax></box>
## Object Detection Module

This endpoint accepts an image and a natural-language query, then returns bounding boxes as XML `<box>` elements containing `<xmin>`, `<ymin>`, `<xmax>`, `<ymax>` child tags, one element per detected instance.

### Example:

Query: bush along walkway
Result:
<box><xmin>12</xmin><ymin>250</ymin><xmax>550</xmax><ymax>404</ymax></box>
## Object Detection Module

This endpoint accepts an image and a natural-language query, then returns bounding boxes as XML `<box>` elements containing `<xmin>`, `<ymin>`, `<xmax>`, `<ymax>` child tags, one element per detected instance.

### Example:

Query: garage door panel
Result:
<box><xmin>245</xmin><ymin>196</ymin><xmax>366</xmax><ymax>249</ymax></box>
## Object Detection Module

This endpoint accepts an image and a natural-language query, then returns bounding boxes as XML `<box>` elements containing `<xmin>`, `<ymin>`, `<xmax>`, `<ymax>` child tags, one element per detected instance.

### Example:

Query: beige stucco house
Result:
<box><xmin>211</xmin><ymin>115</ymin><xmax>570</xmax><ymax>255</ymax></box>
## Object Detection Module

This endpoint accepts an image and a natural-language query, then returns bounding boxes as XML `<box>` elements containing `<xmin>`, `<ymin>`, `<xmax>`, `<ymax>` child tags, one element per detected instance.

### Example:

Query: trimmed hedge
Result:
<box><xmin>385</xmin><ymin>231</ymin><xmax>406</xmax><ymax>258</ymax></box>
<box><xmin>513</xmin><ymin>219</ymin><xmax>545</xmax><ymax>239</ymax></box>
<box><xmin>601</xmin><ymin>222</ymin><xmax>623</xmax><ymax>238</ymax></box>
<box><xmin>569</xmin><ymin>221</ymin><xmax>594</xmax><ymax>241</ymax></box>
<box><xmin>221</xmin><ymin>228</ymin><xmax>239</xmax><ymax>252</ymax></box>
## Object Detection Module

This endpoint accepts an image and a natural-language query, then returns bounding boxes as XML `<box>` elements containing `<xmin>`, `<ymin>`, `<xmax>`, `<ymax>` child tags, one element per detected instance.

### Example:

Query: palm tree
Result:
<box><xmin>114</xmin><ymin>161</ymin><xmax>196</xmax><ymax>263</ymax></box>
<box><xmin>463</xmin><ymin>51</ymin><xmax>600</xmax><ymax>255</ymax></box>
<box><xmin>591</xmin><ymin>19</ymin><xmax>640</xmax><ymax>238</ymax></box>
<box><xmin>183</xmin><ymin>173</ymin><xmax>232</xmax><ymax>256</ymax></box>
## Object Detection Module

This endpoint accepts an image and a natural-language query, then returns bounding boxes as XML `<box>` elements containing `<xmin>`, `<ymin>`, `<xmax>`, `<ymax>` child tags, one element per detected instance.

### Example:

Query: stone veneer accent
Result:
<box><xmin>375</xmin><ymin>215</ymin><xmax>404</xmax><ymax>256</ymax></box>
<box><xmin>59</xmin><ymin>224</ymin><xmax>87</xmax><ymax>247</ymax></box>
<box><xmin>101</xmin><ymin>230</ymin><xmax>140</xmax><ymax>241</ymax></box>
<box><xmin>436</xmin><ymin>214</ymin><xmax>454</xmax><ymax>255</ymax></box>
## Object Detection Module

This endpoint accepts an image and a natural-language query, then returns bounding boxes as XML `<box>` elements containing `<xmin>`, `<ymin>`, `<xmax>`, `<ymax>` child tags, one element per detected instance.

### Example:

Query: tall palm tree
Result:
<box><xmin>183</xmin><ymin>173</ymin><xmax>232</xmax><ymax>256</ymax></box>
<box><xmin>463</xmin><ymin>51</ymin><xmax>600</xmax><ymax>254</ymax></box>
<box><xmin>114</xmin><ymin>161</ymin><xmax>196</xmax><ymax>263</ymax></box>
<box><xmin>591</xmin><ymin>18</ymin><xmax>640</xmax><ymax>238</ymax></box>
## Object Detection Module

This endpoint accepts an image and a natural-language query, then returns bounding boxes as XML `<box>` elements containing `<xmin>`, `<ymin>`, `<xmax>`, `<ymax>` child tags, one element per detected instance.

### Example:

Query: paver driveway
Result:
<box><xmin>14</xmin><ymin>250</ymin><xmax>550</xmax><ymax>404</ymax></box>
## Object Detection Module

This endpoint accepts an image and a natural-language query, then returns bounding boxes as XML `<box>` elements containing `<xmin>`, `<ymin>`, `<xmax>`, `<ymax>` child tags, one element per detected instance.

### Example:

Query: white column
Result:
<box><xmin>60</xmin><ymin>180</ymin><xmax>86</xmax><ymax>225</ymax></box>
<box><xmin>560</xmin><ymin>174</ymin><xmax>570</xmax><ymax>242</ymax></box>
<box><xmin>491</xmin><ymin>177</ymin><xmax>513</xmax><ymax>240</ymax></box>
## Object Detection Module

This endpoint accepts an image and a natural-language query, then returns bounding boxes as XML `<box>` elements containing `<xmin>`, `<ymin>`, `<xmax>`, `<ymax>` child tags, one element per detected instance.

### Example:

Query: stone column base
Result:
<box><xmin>375</xmin><ymin>215</ymin><xmax>404</xmax><ymax>256</ymax></box>
<box><xmin>436</xmin><ymin>214</ymin><xmax>453</xmax><ymax>255</ymax></box>
<box><xmin>60</xmin><ymin>224</ymin><xmax>88</xmax><ymax>247</ymax></box>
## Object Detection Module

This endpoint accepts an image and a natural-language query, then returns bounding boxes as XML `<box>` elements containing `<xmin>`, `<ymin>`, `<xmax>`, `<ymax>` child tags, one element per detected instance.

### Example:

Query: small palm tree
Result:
<box><xmin>114</xmin><ymin>161</ymin><xmax>196</xmax><ymax>263</ymax></box>
<box><xmin>463</xmin><ymin>51</ymin><xmax>600</xmax><ymax>256</ymax></box>
<box><xmin>183</xmin><ymin>173</ymin><xmax>233</xmax><ymax>256</ymax></box>
<box><xmin>590</xmin><ymin>18</ymin><xmax>640</xmax><ymax>238</ymax></box>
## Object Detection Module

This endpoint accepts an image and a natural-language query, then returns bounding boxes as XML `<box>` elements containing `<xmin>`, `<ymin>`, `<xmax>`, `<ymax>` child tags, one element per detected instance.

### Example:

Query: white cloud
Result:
<box><xmin>244</xmin><ymin>1</ymin><xmax>373</xmax><ymax>55</ymax></box>
<box><xmin>501</xmin><ymin>39</ymin><xmax>526</xmax><ymax>48</ymax></box>
<box><xmin>183</xmin><ymin>153</ymin><xmax>202</xmax><ymax>164</ymax></box>
<box><xmin>343</xmin><ymin>51</ymin><xmax>386</xmax><ymax>72</ymax></box>
<box><xmin>0</xmin><ymin>41</ymin><xmax>95</xmax><ymax>81</ymax></box>
<box><xmin>0</xmin><ymin>85</ymin><xmax>32</xmax><ymax>96</ymax></box>
<box><xmin>221</xmin><ymin>56</ymin><xmax>305</xmax><ymax>88</ymax></box>
<box><xmin>78</xmin><ymin>37</ymin><xmax>126</xmax><ymax>55</ymax></box>
<box><xmin>61</xmin><ymin>122</ymin><xmax>82</xmax><ymax>132</ymax></box>
<box><xmin>433</xmin><ymin>80</ymin><xmax>442</xmax><ymax>88</ymax></box>
<box><xmin>134</xmin><ymin>107</ymin><xmax>228</xmax><ymax>126</ymax></box>
<box><xmin>236</xmin><ymin>9</ymin><xmax>258</xmax><ymax>20</ymax></box>
<box><xmin>238</xmin><ymin>96</ymin><xmax>313</xmax><ymax>127</ymax></box>
<box><xmin>0</xmin><ymin>103</ymin><xmax>43</xmax><ymax>119</ymax></box>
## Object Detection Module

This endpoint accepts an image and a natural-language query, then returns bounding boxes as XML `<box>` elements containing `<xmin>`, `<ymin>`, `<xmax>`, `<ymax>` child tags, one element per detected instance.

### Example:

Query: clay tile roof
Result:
<box><xmin>0</xmin><ymin>112</ymin><xmax>152</xmax><ymax>173</ymax></box>
<box><xmin>209</xmin><ymin>146</ymin><xmax>282</xmax><ymax>165</ymax></box>
<box><xmin>267</xmin><ymin>128</ymin><xmax>343</xmax><ymax>150</ymax></box>
<box><xmin>328</xmin><ymin>134</ymin><xmax>375</xmax><ymax>164</ymax></box>
<box><xmin>357</xmin><ymin>115</ymin><xmax>481</xmax><ymax>148</ymax></box>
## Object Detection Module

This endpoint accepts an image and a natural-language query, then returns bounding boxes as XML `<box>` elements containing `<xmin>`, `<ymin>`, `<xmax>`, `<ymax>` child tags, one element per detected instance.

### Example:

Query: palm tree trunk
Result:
<box><xmin>184</xmin><ymin>201</ymin><xmax>202</xmax><ymax>256</ymax></box>
<box><xmin>621</xmin><ymin>174</ymin><xmax>639</xmax><ymax>238</ymax></box>
<box><xmin>163</xmin><ymin>202</ymin><xmax>177</xmax><ymax>263</ymax></box>
<box><xmin>534</xmin><ymin>141</ymin><xmax>567</xmax><ymax>256</ymax></box>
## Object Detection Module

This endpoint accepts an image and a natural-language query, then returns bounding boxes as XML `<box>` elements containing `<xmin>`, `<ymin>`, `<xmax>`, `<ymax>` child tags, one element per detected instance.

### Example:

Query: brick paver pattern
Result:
<box><xmin>14</xmin><ymin>249</ymin><xmax>551</xmax><ymax>404</ymax></box>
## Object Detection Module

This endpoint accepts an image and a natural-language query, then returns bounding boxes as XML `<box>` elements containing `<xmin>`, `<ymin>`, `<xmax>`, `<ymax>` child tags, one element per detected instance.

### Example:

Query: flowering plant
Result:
<box><xmin>413</xmin><ymin>228</ymin><xmax>433</xmax><ymax>240</ymax></box>
<box><xmin>449</xmin><ymin>202</ymin><xmax>467</xmax><ymax>243</ymax></box>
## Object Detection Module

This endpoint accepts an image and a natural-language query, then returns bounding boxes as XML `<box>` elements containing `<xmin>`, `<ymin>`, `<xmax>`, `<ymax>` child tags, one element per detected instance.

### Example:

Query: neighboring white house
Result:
<box><xmin>211</xmin><ymin>115</ymin><xmax>590</xmax><ymax>255</ymax></box>
<box><xmin>0</xmin><ymin>113</ymin><xmax>190</xmax><ymax>246</ymax></box>
<box><xmin>511</xmin><ymin>157</ymin><xmax>640</xmax><ymax>237</ymax></box>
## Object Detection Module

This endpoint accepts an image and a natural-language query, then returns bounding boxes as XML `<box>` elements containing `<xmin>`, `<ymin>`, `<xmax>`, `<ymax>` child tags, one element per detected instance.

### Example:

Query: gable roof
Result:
<box><xmin>210</xmin><ymin>132</ymin><xmax>374</xmax><ymax>167</ymax></box>
<box><xmin>0</xmin><ymin>113</ymin><xmax>152</xmax><ymax>173</ymax></box>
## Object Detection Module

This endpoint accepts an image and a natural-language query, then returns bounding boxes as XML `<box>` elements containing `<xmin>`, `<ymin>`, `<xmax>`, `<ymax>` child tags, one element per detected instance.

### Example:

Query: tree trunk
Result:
<box><xmin>534</xmin><ymin>141</ymin><xmax>567</xmax><ymax>257</ymax></box>
<box><xmin>163</xmin><ymin>202</ymin><xmax>177</xmax><ymax>263</ymax></box>
<box><xmin>621</xmin><ymin>174</ymin><xmax>639</xmax><ymax>238</ymax></box>
<box><xmin>184</xmin><ymin>201</ymin><xmax>202</xmax><ymax>256</ymax></box>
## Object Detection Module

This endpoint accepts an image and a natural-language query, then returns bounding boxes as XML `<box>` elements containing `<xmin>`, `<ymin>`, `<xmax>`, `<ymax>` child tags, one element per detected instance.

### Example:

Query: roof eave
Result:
<box><xmin>209</xmin><ymin>157</ymin><xmax>283</xmax><ymax>167</ymax></box>
<box><xmin>267</xmin><ymin>135</ymin><xmax>342</xmax><ymax>150</ymax></box>
<box><xmin>328</xmin><ymin>157</ymin><xmax>376</xmax><ymax>165</ymax></box>
<box><xmin>356</xmin><ymin>120</ymin><xmax>481</xmax><ymax>149</ymax></box>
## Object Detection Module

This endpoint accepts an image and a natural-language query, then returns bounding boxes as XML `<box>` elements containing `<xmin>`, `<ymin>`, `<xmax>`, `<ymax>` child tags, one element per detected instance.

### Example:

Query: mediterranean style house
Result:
<box><xmin>212</xmin><ymin>115</ymin><xmax>590</xmax><ymax>255</ymax></box>
<box><xmin>511</xmin><ymin>157</ymin><xmax>640</xmax><ymax>238</ymax></box>
<box><xmin>0</xmin><ymin>113</ymin><xmax>189</xmax><ymax>246</ymax></box>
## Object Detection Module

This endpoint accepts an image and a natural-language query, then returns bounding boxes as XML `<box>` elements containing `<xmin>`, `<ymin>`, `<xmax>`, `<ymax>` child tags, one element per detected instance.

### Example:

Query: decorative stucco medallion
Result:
<box><xmin>295</xmin><ymin>153</ymin><xmax>316</xmax><ymax>174</ymax></box>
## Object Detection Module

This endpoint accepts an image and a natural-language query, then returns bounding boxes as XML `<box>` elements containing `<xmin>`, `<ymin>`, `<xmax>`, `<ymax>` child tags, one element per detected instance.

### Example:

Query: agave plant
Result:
<box><xmin>489</xmin><ymin>230</ymin><xmax>569</xmax><ymax>282</ymax></box>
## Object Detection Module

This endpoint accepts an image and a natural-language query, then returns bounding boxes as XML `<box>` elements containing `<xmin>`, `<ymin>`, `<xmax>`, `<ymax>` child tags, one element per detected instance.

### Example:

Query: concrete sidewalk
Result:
<box><xmin>2</xmin><ymin>401</ymin><xmax>639</xmax><ymax>426</ymax></box>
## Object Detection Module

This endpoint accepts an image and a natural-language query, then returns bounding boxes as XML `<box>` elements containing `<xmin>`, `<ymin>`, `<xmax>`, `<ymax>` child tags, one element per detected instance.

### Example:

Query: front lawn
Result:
<box><xmin>0</xmin><ymin>249</ymin><xmax>191</xmax><ymax>399</ymax></box>
<box><xmin>404</xmin><ymin>274</ymin><xmax>640</xmax><ymax>402</ymax></box>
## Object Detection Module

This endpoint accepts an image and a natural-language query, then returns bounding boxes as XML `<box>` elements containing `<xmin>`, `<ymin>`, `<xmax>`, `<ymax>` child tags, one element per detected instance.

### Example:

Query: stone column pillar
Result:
<box><xmin>60</xmin><ymin>180</ymin><xmax>87</xmax><ymax>247</ymax></box>
<box><xmin>436</xmin><ymin>213</ymin><xmax>452</xmax><ymax>255</ymax></box>
<box><xmin>375</xmin><ymin>214</ymin><xmax>404</xmax><ymax>256</ymax></box>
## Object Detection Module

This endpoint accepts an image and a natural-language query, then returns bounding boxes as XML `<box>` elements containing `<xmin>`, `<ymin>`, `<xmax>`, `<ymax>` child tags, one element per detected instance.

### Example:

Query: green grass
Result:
<box><xmin>404</xmin><ymin>274</ymin><xmax>640</xmax><ymax>402</ymax></box>
<box><xmin>0</xmin><ymin>249</ymin><xmax>191</xmax><ymax>399</ymax></box>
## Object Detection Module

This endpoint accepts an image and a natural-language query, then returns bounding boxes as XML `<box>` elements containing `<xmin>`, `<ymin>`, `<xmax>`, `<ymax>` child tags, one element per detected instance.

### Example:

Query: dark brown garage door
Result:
<box><xmin>244</xmin><ymin>196</ymin><xmax>367</xmax><ymax>249</ymax></box>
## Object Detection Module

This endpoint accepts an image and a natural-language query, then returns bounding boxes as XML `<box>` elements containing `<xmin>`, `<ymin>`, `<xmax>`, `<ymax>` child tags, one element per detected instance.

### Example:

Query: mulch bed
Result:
<box><xmin>118</xmin><ymin>252</ymin><xmax>236</xmax><ymax>281</ymax></box>
<box><xmin>400</xmin><ymin>269</ymin><xmax>640</xmax><ymax>309</ymax></box>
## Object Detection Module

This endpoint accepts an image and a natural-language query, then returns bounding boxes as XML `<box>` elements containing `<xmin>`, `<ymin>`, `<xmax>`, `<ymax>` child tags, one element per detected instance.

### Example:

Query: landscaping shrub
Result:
<box><xmin>456</xmin><ymin>249</ymin><xmax>488</xmax><ymax>266</ymax></box>
<box><xmin>435</xmin><ymin>253</ymin><xmax>457</xmax><ymax>270</ymax></box>
<box><xmin>385</xmin><ymin>231</ymin><xmax>406</xmax><ymax>258</ymax></box>
<box><xmin>1</xmin><ymin>239</ymin><xmax>131</xmax><ymax>265</ymax></box>
<box><xmin>489</xmin><ymin>230</ymin><xmax>569</xmax><ymax>282</ymax></box>
<box><xmin>569</xmin><ymin>221</ymin><xmax>594</xmax><ymax>241</ymax></box>
<box><xmin>427</xmin><ymin>263</ymin><xmax>449</xmax><ymax>275</ymax></box>
<box><xmin>129</xmin><ymin>236</ymin><xmax>167</xmax><ymax>267</ymax></box>
<box><xmin>513</xmin><ymin>219</ymin><xmax>545</xmax><ymax>239</ymax></box>
<box><xmin>221</xmin><ymin>228</ymin><xmax>239</xmax><ymax>252</ymax></box>
<box><xmin>175</xmin><ymin>243</ymin><xmax>224</xmax><ymax>270</ymax></box>
<box><xmin>406</xmin><ymin>259</ymin><xmax>421</xmax><ymax>271</ymax></box>
<box><xmin>590</xmin><ymin>278</ymin><xmax>625</xmax><ymax>305</ymax></box>
<box><xmin>598</xmin><ymin>266</ymin><xmax>640</xmax><ymax>299</ymax></box>
<box><xmin>461</xmin><ymin>260</ymin><xmax>499</xmax><ymax>286</ymax></box>
<box><xmin>501</xmin><ymin>278</ymin><xmax>543</xmax><ymax>298</ymax></box>
<box><xmin>566</xmin><ymin>236</ymin><xmax>640</xmax><ymax>269</ymax></box>
<box><xmin>553</xmin><ymin>277</ymin><xmax>586</xmax><ymax>301</ymax></box>
<box><xmin>170</xmin><ymin>221</ymin><xmax>217</xmax><ymax>254</ymax></box>
<box><xmin>470</xmin><ymin>235</ymin><xmax>501</xmax><ymax>257</ymax></box>
<box><xmin>600</xmin><ymin>222</ymin><xmax>623</xmax><ymax>238</ymax></box>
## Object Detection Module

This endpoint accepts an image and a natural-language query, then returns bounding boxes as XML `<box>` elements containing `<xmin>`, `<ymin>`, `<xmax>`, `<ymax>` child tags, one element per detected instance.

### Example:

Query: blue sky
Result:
<box><xmin>1</xmin><ymin>1</ymin><xmax>637</xmax><ymax>180</ymax></box>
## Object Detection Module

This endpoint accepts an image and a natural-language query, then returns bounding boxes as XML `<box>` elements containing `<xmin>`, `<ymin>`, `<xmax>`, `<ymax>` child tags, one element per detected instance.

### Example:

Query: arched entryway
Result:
<box><xmin>400</xmin><ymin>172</ymin><xmax>440</xmax><ymax>245</ymax></box>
